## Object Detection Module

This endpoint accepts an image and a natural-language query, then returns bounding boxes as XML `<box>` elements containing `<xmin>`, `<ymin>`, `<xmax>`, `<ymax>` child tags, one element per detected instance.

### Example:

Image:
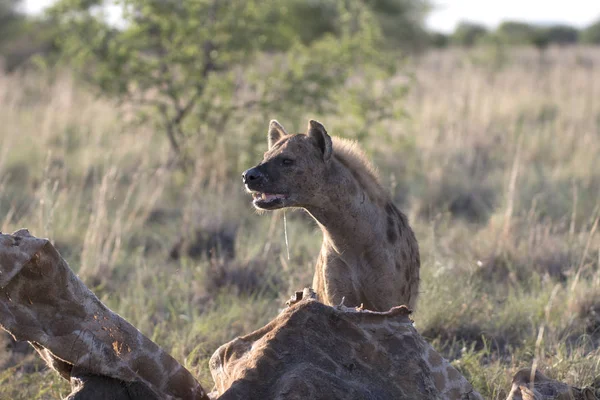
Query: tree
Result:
<box><xmin>362</xmin><ymin>0</ymin><xmax>431</xmax><ymax>50</ymax></box>
<box><xmin>49</xmin><ymin>0</ymin><xmax>401</xmax><ymax>161</ymax></box>
<box><xmin>0</xmin><ymin>0</ymin><xmax>20</xmax><ymax>24</ymax></box>
<box><xmin>0</xmin><ymin>0</ymin><xmax>59</xmax><ymax>71</ymax></box>
<box><xmin>495</xmin><ymin>21</ymin><xmax>579</xmax><ymax>49</ymax></box>
<box><xmin>428</xmin><ymin>31</ymin><xmax>449</xmax><ymax>48</ymax></box>
<box><xmin>451</xmin><ymin>22</ymin><xmax>488</xmax><ymax>47</ymax></box>
<box><xmin>581</xmin><ymin>19</ymin><xmax>600</xmax><ymax>44</ymax></box>
<box><xmin>496</xmin><ymin>21</ymin><xmax>538</xmax><ymax>45</ymax></box>
<box><xmin>542</xmin><ymin>25</ymin><xmax>579</xmax><ymax>45</ymax></box>
<box><xmin>0</xmin><ymin>0</ymin><xmax>24</xmax><ymax>45</ymax></box>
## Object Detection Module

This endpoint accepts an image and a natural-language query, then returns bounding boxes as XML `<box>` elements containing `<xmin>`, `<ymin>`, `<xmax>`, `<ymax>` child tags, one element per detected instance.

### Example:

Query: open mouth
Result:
<box><xmin>250</xmin><ymin>191</ymin><xmax>289</xmax><ymax>209</ymax></box>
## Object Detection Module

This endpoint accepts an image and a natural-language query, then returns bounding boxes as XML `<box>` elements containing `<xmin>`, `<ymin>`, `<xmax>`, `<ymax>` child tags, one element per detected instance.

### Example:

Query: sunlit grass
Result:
<box><xmin>1</xmin><ymin>46</ymin><xmax>600</xmax><ymax>398</ymax></box>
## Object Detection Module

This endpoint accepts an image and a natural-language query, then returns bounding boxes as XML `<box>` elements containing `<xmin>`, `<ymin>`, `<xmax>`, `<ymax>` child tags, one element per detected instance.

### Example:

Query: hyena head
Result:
<box><xmin>242</xmin><ymin>119</ymin><xmax>333</xmax><ymax>211</ymax></box>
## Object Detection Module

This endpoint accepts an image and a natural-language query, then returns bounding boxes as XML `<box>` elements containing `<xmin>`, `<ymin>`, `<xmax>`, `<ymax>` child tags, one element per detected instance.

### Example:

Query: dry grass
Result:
<box><xmin>1</xmin><ymin>46</ymin><xmax>600</xmax><ymax>398</ymax></box>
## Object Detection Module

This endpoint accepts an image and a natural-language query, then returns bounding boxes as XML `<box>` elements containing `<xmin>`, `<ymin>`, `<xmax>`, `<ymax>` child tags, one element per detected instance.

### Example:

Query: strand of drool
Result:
<box><xmin>283</xmin><ymin>210</ymin><xmax>290</xmax><ymax>260</ymax></box>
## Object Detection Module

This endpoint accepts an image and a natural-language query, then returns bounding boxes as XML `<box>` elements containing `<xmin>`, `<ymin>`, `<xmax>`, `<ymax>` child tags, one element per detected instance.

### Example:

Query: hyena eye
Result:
<box><xmin>282</xmin><ymin>158</ymin><xmax>294</xmax><ymax>166</ymax></box>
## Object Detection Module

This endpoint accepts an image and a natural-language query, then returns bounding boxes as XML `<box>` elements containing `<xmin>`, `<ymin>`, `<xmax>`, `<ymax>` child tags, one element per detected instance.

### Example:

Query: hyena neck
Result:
<box><xmin>305</xmin><ymin>160</ymin><xmax>388</xmax><ymax>256</ymax></box>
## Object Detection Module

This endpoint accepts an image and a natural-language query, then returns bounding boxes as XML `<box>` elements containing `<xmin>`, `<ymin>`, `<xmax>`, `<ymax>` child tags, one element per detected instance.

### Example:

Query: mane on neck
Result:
<box><xmin>331</xmin><ymin>137</ymin><xmax>388</xmax><ymax>203</ymax></box>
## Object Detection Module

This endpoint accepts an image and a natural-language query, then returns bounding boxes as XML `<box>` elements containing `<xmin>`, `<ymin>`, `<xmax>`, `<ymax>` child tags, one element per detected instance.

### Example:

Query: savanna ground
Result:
<box><xmin>1</xmin><ymin>46</ymin><xmax>600</xmax><ymax>399</ymax></box>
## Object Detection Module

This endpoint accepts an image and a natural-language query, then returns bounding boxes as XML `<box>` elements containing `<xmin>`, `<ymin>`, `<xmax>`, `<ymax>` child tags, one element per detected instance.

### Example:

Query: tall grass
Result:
<box><xmin>1</xmin><ymin>46</ymin><xmax>600</xmax><ymax>398</ymax></box>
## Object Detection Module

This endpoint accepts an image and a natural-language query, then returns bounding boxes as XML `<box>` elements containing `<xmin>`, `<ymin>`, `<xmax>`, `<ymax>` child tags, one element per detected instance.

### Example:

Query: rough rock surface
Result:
<box><xmin>210</xmin><ymin>298</ymin><xmax>483</xmax><ymax>400</ymax></box>
<box><xmin>0</xmin><ymin>229</ymin><xmax>208</xmax><ymax>400</ymax></box>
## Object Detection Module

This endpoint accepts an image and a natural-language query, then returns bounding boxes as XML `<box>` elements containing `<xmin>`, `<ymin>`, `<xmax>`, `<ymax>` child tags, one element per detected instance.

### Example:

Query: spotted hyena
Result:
<box><xmin>242</xmin><ymin>119</ymin><xmax>420</xmax><ymax>311</ymax></box>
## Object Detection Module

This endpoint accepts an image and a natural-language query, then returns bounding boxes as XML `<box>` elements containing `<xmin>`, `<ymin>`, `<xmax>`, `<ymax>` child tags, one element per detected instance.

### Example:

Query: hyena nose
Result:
<box><xmin>242</xmin><ymin>167</ymin><xmax>264</xmax><ymax>184</ymax></box>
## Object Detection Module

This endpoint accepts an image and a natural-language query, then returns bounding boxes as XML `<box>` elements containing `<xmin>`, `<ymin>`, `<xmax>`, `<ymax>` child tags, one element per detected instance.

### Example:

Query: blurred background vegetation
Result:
<box><xmin>3</xmin><ymin>0</ymin><xmax>600</xmax><ymax>74</ymax></box>
<box><xmin>1</xmin><ymin>1</ymin><xmax>600</xmax><ymax>399</ymax></box>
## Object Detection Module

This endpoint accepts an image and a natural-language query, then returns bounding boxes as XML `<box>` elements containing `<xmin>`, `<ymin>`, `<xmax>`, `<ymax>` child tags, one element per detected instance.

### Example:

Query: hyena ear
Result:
<box><xmin>307</xmin><ymin>120</ymin><xmax>332</xmax><ymax>162</ymax></box>
<box><xmin>267</xmin><ymin>120</ymin><xmax>288</xmax><ymax>150</ymax></box>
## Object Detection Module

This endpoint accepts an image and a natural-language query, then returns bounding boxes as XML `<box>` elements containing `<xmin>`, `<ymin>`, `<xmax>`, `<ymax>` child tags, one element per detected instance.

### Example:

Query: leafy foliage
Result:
<box><xmin>48</xmin><ymin>0</ymin><xmax>403</xmax><ymax>159</ymax></box>
<box><xmin>451</xmin><ymin>20</ymin><xmax>588</xmax><ymax>49</ymax></box>
<box><xmin>0</xmin><ymin>0</ymin><xmax>59</xmax><ymax>71</ymax></box>
<box><xmin>363</xmin><ymin>0</ymin><xmax>431</xmax><ymax>50</ymax></box>
<box><xmin>495</xmin><ymin>22</ymin><xmax>578</xmax><ymax>50</ymax></box>
<box><xmin>0</xmin><ymin>0</ymin><xmax>22</xmax><ymax>32</ymax></box>
<box><xmin>428</xmin><ymin>31</ymin><xmax>449</xmax><ymax>48</ymax></box>
<box><xmin>581</xmin><ymin>18</ymin><xmax>600</xmax><ymax>44</ymax></box>
<box><xmin>451</xmin><ymin>22</ymin><xmax>488</xmax><ymax>47</ymax></box>
<box><xmin>497</xmin><ymin>21</ymin><xmax>539</xmax><ymax>45</ymax></box>
<box><xmin>0</xmin><ymin>0</ymin><xmax>24</xmax><ymax>46</ymax></box>
<box><xmin>542</xmin><ymin>24</ymin><xmax>579</xmax><ymax>45</ymax></box>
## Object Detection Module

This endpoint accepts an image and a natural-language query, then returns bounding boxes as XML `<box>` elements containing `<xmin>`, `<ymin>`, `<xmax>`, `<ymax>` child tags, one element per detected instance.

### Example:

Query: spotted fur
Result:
<box><xmin>243</xmin><ymin>119</ymin><xmax>420</xmax><ymax>311</ymax></box>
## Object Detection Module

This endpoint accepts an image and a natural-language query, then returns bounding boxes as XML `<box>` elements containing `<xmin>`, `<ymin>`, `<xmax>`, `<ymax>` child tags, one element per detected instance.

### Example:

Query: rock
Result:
<box><xmin>0</xmin><ymin>229</ymin><xmax>208</xmax><ymax>400</ymax></box>
<box><xmin>210</xmin><ymin>299</ymin><xmax>483</xmax><ymax>400</ymax></box>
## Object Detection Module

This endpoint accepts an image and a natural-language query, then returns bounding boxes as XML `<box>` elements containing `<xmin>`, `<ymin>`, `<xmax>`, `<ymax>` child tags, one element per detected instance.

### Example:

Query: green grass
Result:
<box><xmin>1</xmin><ymin>46</ymin><xmax>600</xmax><ymax>398</ymax></box>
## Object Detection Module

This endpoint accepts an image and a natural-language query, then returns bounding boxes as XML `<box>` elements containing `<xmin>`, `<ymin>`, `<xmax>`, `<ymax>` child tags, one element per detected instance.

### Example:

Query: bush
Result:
<box><xmin>0</xmin><ymin>1</ymin><xmax>60</xmax><ymax>71</ymax></box>
<box><xmin>48</xmin><ymin>0</ymin><xmax>411</xmax><ymax>160</ymax></box>
<box><xmin>581</xmin><ymin>19</ymin><xmax>600</xmax><ymax>44</ymax></box>
<box><xmin>451</xmin><ymin>22</ymin><xmax>488</xmax><ymax>47</ymax></box>
<box><xmin>495</xmin><ymin>21</ymin><xmax>579</xmax><ymax>48</ymax></box>
<box><xmin>0</xmin><ymin>19</ymin><xmax>58</xmax><ymax>71</ymax></box>
<box><xmin>542</xmin><ymin>25</ymin><xmax>579</xmax><ymax>45</ymax></box>
<box><xmin>365</xmin><ymin>0</ymin><xmax>431</xmax><ymax>50</ymax></box>
<box><xmin>429</xmin><ymin>31</ymin><xmax>449</xmax><ymax>48</ymax></box>
<box><xmin>0</xmin><ymin>0</ymin><xmax>23</xmax><ymax>43</ymax></box>
<box><xmin>497</xmin><ymin>21</ymin><xmax>538</xmax><ymax>45</ymax></box>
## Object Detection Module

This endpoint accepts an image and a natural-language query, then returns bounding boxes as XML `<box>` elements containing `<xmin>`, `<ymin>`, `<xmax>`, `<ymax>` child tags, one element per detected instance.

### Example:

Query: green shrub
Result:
<box><xmin>542</xmin><ymin>24</ymin><xmax>579</xmax><ymax>45</ymax></box>
<box><xmin>48</xmin><ymin>0</ymin><xmax>406</xmax><ymax>160</ymax></box>
<box><xmin>497</xmin><ymin>21</ymin><xmax>539</xmax><ymax>45</ymax></box>
<box><xmin>451</xmin><ymin>22</ymin><xmax>488</xmax><ymax>47</ymax></box>
<box><xmin>429</xmin><ymin>31</ymin><xmax>449</xmax><ymax>48</ymax></box>
<box><xmin>581</xmin><ymin>19</ymin><xmax>600</xmax><ymax>44</ymax></box>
